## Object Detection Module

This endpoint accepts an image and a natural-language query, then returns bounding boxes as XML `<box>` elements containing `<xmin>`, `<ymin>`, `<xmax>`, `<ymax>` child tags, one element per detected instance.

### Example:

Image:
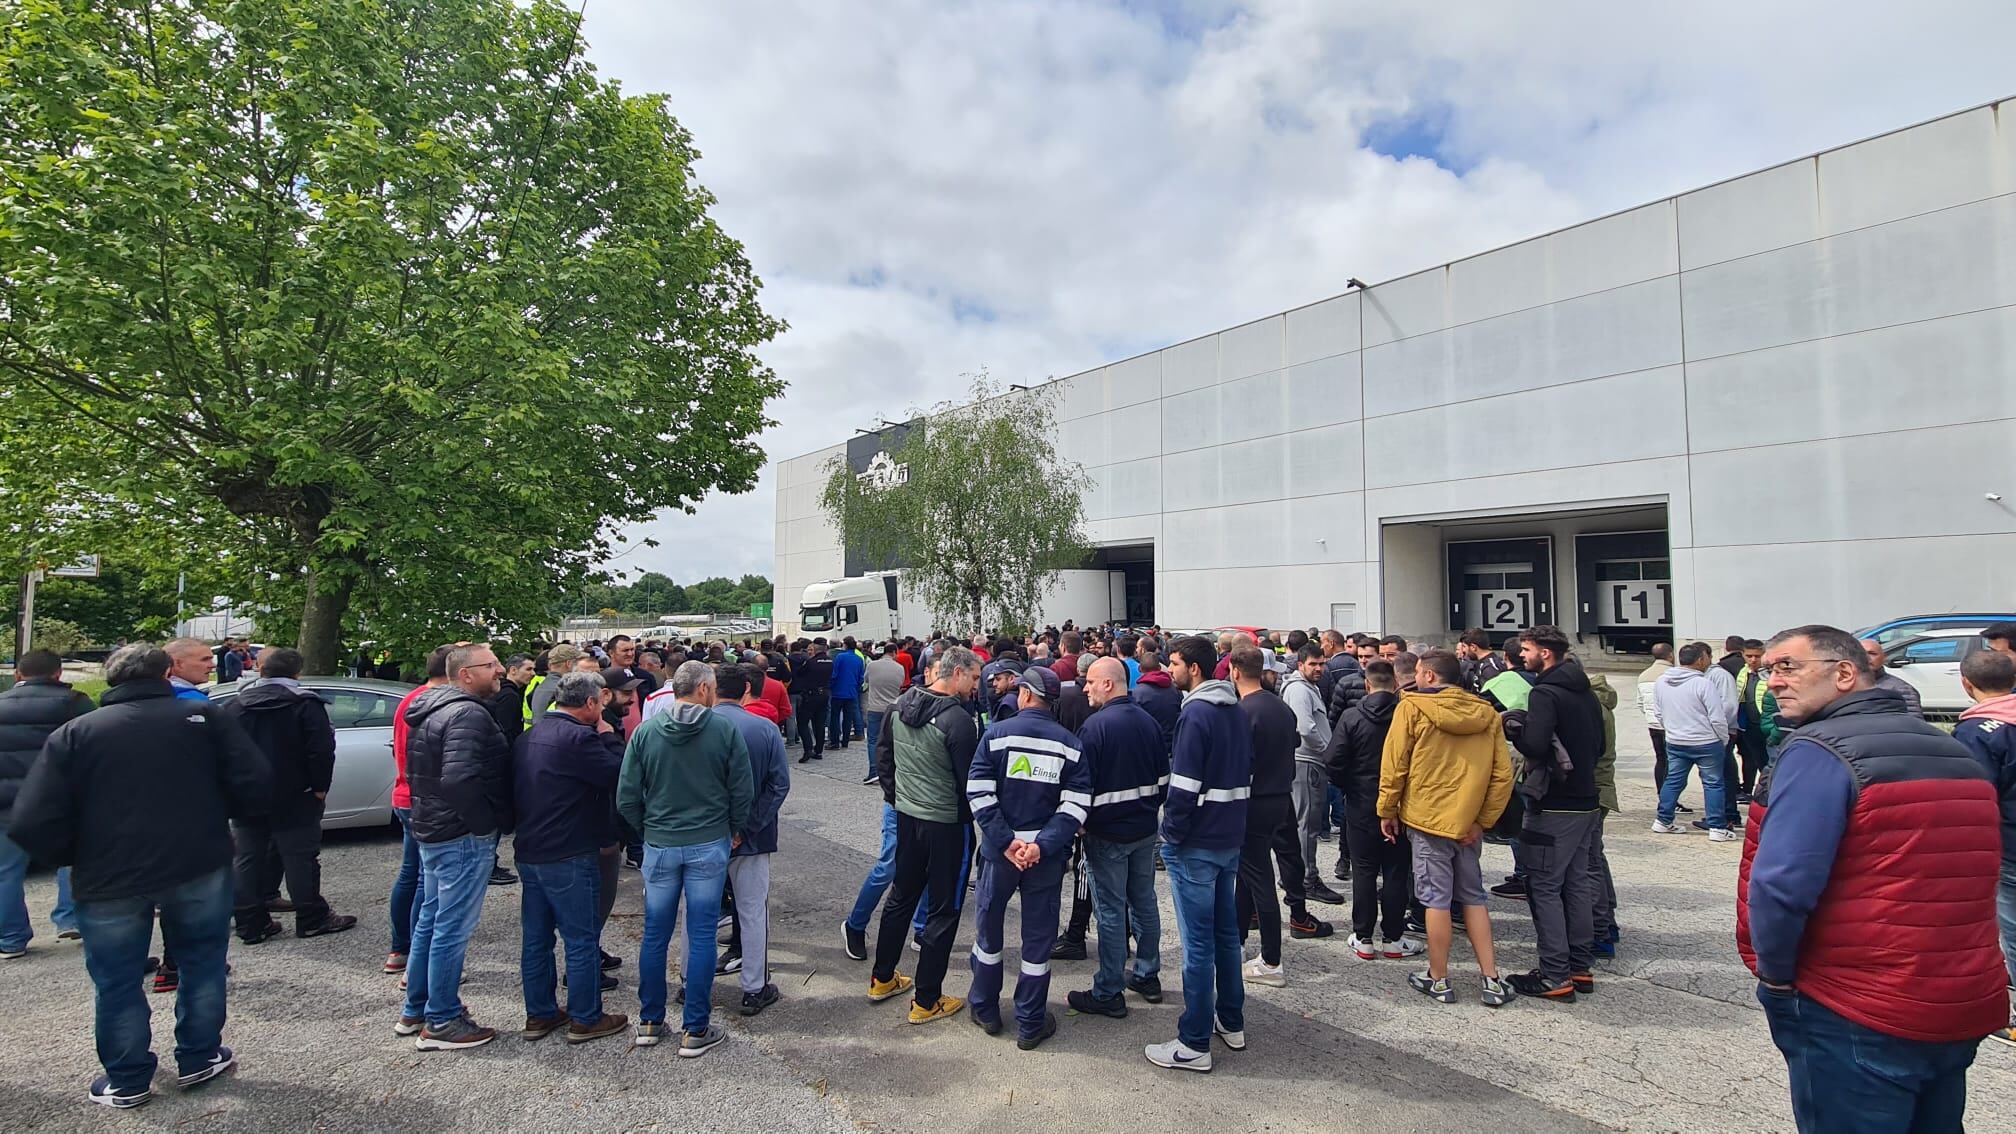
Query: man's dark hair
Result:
<box><xmin>425</xmin><ymin>644</ymin><xmax>456</xmax><ymax>681</ymax></box>
<box><xmin>16</xmin><ymin>649</ymin><xmax>62</xmax><ymax>679</ymax></box>
<box><xmin>1458</xmin><ymin>628</ymin><xmax>1491</xmax><ymax>650</ymax></box>
<box><xmin>1168</xmin><ymin>635</ymin><xmax>1216</xmax><ymax>675</ymax></box>
<box><xmin>258</xmin><ymin>647</ymin><xmax>305</xmax><ymax>680</ymax></box>
<box><xmin>1227</xmin><ymin>645</ymin><xmax>1266</xmax><ymax>681</ymax></box>
<box><xmin>1117</xmin><ymin>636</ymin><xmax>1137</xmax><ymax>658</ymax></box>
<box><xmin>744</xmin><ymin>663</ymin><xmax>766</xmax><ymax>696</ymax></box>
<box><xmin>609</xmin><ymin>634</ymin><xmax>633</xmax><ymax>647</ymax></box>
<box><xmin>1392</xmin><ymin>651</ymin><xmax>1419</xmax><ymax>680</ymax></box>
<box><xmin>1363</xmin><ymin>659</ymin><xmax>1397</xmax><ymax>690</ymax></box>
<box><xmin>1962</xmin><ymin>648</ymin><xmax>2016</xmax><ymax>695</ymax></box>
<box><xmin>503</xmin><ymin>653</ymin><xmax>532</xmax><ymax>669</ymax></box>
<box><xmin>1519</xmin><ymin>625</ymin><xmax>1572</xmax><ymax>659</ymax></box>
<box><xmin>1061</xmin><ymin>631</ymin><xmax>1082</xmax><ymax>655</ymax></box>
<box><xmin>1138</xmin><ymin>648</ymin><xmax>1162</xmax><ymax>673</ymax></box>
<box><xmin>1380</xmin><ymin>634</ymin><xmax>1407</xmax><ymax>650</ymax></box>
<box><xmin>843</xmin><ymin>636</ymin><xmax>857</xmax><ymax>650</ymax></box>
<box><xmin>1742</xmin><ymin>639</ymin><xmax>1764</xmax><ymax>651</ymax></box>
<box><xmin>1983</xmin><ymin>622</ymin><xmax>2016</xmax><ymax>647</ymax></box>
<box><xmin>1765</xmin><ymin>624</ymin><xmax>1874</xmax><ymax>680</ymax></box>
<box><xmin>1725</xmin><ymin>635</ymin><xmax>1747</xmax><ymax>652</ymax></box>
<box><xmin>1286</xmin><ymin>629</ymin><xmax>1308</xmax><ymax>651</ymax></box>
<box><xmin>1677</xmin><ymin>642</ymin><xmax>1712</xmax><ymax>666</ymax></box>
<box><xmin>716</xmin><ymin>663</ymin><xmax>750</xmax><ymax>701</ymax></box>
<box><xmin>1321</xmin><ymin>629</ymin><xmax>1348</xmax><ymax>650</ymax></box>
<box><xmin>1296</xmin><ymin>644</ymin><xmax>1324</xmax><ymax>665</ymax></box>
<box><xmin>1416</xmin><ymin>649</ymin><xmax>1462</xmax><ymax>688</ymax></box>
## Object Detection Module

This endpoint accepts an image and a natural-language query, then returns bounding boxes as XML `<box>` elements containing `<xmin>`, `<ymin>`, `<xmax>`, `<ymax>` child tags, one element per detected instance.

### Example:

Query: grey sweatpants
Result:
<box><xmin>1521</xmin><ymin>808</ymin><xmax>1601</xmax><ymax>984</ymax></box>
<box><xmin>725</xmin><ymin>854</ymin><xmax>771</xmax><ymax>995</ymax></box>
<box><xmin>1291</xmin><ymin>761</ymin><xmax>1329</xmax><ymax>887</ymax></box>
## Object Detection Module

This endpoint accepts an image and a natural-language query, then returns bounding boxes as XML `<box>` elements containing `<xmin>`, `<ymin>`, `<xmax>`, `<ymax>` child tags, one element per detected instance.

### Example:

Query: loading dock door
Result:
<box><xmin>1574</xmin><ymin>530</ymin><xmax>1672</xmax><ymax>647</ymax></box>
<box><xmin>1446</xmin><ymin>537</ymin><xmax>1553</xmax><ymax>638</ymax></box>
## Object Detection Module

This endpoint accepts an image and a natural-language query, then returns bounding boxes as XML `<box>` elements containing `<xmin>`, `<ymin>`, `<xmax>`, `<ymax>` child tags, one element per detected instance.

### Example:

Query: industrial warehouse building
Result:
<box><xmin>772</xmin><ymin>97</ymin><xmax>2016</xmax><ymax>650</ymax></box>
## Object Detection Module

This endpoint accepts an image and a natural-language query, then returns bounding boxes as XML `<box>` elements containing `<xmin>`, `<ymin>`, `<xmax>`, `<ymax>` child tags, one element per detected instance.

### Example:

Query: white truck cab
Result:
<box><xmin>799</xmin><ymin>574</ymin><xmax>908</xmax><ymax>641</ymax></box>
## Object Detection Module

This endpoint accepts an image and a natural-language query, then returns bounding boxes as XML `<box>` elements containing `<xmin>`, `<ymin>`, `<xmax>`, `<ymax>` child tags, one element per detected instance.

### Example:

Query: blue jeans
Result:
<box><xmin>520</xmin><ymin>855</ymin><xmax>605</xmax><ymax>1026</ymax></box>
<box><xmin>0</xmin><ymin>829</ymin><xmax>32</xmax><ymax>951</ymax></box>
<box><xmin>388</xmin><ymin>807</ymin><xmax>423</xmax><ymax>955</ymax></box>
<box><xmin>1085</xmin><ymin>833</ymin><xmax>1162</xmax><ymax>999</ymax></box>
<box><xmin>638</xmin><ymin>839</ymin><xmax>731</xmax><ymax>1034</ymax></box>
<box><xmin>1162</xmin><ymin>842</ymin><xmax>1243</xmax><ymax>1053</ymax></box>
<box><xmin>77</xmin><ymin>866</ymin><xmax>233</xmax><ymax>1089</ymax></box>
<box><xmin>54</xmin><ymin>866</ymin><xmax>74</xmax><ymax>933</ymax></box>
<box><xmin>1658</xmin><ymin>742</ymin><xmax>1727</xmax><ymax>827</ymax></box>
<box><xmin>828</xmin><ymin>698</ymin><xmax>863</xmax><ymax>746</ymax></box>
<box><xmin>403</xmin><ymin>835</ymin><xmax>495</xmax><ymax>1027</ymax></box>
<box><xmin>864</xmin><ymin>711</ymin><xmax>886</xmax><ymax>777</ymax></box>
<box><xmin>846</xmin><ymin>804</ymin><xmax>968</xmax><ymax>935</ymax></box>
<box><xmin>1759</xmin><ymin>984</ymin><xmax>1978</xmax><ymax>1133</ymax></box>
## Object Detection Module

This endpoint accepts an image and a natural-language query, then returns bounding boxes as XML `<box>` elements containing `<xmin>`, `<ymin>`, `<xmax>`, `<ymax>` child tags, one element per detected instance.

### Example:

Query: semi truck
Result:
<box><xmin>797</xmin><ymin>568</ymin><xmax>1128</xmax><ymax>641</ymax></box>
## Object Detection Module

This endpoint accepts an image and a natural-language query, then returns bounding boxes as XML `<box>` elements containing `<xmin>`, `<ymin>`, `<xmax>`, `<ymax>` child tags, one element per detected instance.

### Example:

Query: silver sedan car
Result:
<box><xmin>207</xmin><ymin>675</ymin><xmax>416</xmax><ymax>830</ymax></box>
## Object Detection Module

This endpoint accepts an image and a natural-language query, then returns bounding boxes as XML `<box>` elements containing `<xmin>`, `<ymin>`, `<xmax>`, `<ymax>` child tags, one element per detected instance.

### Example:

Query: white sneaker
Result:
<box><xmin>1347</xmin><ymin>933</ymin><xmax>1378</xmax><ymax>959</ymax></box>
<box><xmin>1213</xmin><ymin>1015</ymin><xmax>1246</xmax><ymax>1051</ymax></box>
<box><xmin>1650</xmin><ymin>820</ymin><xmax>1681</xmax><ymax>833</ymax></box>
<box><xmin>1244</xmin><ymin>958</ymin><xmax>1286</xmax><ymax>987</ymax></box>
<box><xmin>1709</xmin><ymin>827</ymin><xmax>1738</xmax><ymax>843</ymax></box>
<box><xmin>1381</xmin><ymin>937</ymin><xmax>1425</xmax><ymax>959</ymax></box>
<box><xmin>1144</xmin><ymin>1039</ymin><xmax>1213</xmax><ymax>1072</ymax></box>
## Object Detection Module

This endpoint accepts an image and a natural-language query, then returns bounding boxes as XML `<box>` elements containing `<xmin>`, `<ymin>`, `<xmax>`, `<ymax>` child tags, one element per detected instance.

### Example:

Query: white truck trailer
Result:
<box><xmin>796</xmin><ymin>569</ymin><xmax>1127</xmax><ymax>640</ymax></box>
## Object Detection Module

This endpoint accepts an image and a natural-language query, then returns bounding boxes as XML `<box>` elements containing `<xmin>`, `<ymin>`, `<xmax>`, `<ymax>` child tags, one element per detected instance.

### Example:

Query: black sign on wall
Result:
<box><xmin>842</xmin><ymin>422</ymin><xmax>915</xmax><ymax>577</ymax></box>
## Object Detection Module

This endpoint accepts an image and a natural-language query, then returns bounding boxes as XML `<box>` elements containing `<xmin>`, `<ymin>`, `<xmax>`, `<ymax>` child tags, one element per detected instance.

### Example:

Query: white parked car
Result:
<box><xmin>207</xmin><ymin>676</ymin><xmax>412</xmax><ymax>830</ymax></box>
<box><xmin>1880</xmin><ymin>628</ymin><xmax>1991</xmax><ymax>724</ymax></box>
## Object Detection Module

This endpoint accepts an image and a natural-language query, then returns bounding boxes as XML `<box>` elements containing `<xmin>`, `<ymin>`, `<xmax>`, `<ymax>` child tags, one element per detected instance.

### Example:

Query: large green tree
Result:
<box><xmin>820</xmin><ymin>373</ymin><xmax>1088</xmax><ymax>635</ymax></box>
<box><xmin>0</xmin><ymin>0</ymin><xmax>783</xmax><ymax>670</ymax></box>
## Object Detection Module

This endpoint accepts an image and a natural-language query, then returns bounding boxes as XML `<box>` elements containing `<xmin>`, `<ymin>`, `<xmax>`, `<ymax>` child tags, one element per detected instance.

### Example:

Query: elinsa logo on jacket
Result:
<box><xmin>1007</xmin><ymin>752</ymin><xmax>1062</xmax><ymax>784</ymax></box>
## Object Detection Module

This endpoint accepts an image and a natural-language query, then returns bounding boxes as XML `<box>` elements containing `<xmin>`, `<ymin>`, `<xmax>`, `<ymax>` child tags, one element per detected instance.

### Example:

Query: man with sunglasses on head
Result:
<box><xmin>1739</xmin><ymin>625</ymin><xmax>2006</xmax><ymax>1133</ymax></box>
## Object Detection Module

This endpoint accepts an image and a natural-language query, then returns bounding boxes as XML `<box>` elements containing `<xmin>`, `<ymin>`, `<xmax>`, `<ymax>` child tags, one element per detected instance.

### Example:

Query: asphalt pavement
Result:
<box><xmin>2</xmin><ymin>687</ymin><xmax>2012</xmax><ymax>1132</ymax></box>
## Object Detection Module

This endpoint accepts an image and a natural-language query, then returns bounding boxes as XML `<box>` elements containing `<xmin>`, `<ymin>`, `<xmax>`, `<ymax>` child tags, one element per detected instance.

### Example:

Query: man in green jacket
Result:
<box><xmin>618</xmin><ymin>661</ymin><xmax>753</xmax><ymax>1058</ymax></box>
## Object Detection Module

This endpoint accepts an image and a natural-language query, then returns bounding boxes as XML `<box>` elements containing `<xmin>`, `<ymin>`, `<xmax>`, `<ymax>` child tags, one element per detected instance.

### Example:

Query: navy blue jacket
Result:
<box><xmin>1160</xmin><ymin>680</ymin><xmax>1252</xmax><ymax>851</ymax></box>
<box><xmin>1955</xmin><ymin>699</ymin><xmax>2016</xmax><ymax>868</ymax></box>
<box><xmin>830</xmin><ymin>649</ymin><xmax>865</xmax><ymax>702</ymax></box>
<box><xmin>967</xmin><ymin>705</ymin><xmax>1092</xmax><ymax>862</ymax></box>
<box><xmin>1132</xmin><ymin>673</ymin><xmax>1180</xmax><ymax>755</ymax></box>
<box><xmin>991</xmin><ymin>690</ymin><xmax>1019</xmax><ymax>724</ymax></box>
<box><xmin>717</xmin><ymin>703</ymin><xmax>791</xmax><ymax>856</ymax></box>
<box><xmin>1075</xmin><ymin>693</ymin><xmax>1168</xmax><ymax>843</ymax></box>
<box><xmin>511</xmin><ymin>710</ymin><xmax>623</xmax><ymax>863</ymax></box>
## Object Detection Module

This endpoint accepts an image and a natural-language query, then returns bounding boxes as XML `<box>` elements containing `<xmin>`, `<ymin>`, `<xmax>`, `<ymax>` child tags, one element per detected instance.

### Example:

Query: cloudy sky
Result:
<box><xmin>583</xmin><ymin>0</ymin><xmax>2015</xmax><ymax>585</ymax></box>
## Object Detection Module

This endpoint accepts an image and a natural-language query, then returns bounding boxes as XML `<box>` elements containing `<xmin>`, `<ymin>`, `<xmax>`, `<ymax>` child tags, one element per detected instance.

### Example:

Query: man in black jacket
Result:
<box><xmin>795</xmin><ymin>643</ymin><xmax>833</xmax><ymax>761</ymax></box>
<box><xmin>398</xmin><ymin>643</ymin><xmax>514</xmax><ymax>1051</ymax></box>
<box><xmin>1507</xmin><ymin>626</ymin><xmax>1606</xmax><ymax>1003</ymax></box>
<box><xmin>1317</xmin><ymin>630</ymin><xmax>1361</xmax><ymax>711</ymax></box>
<box><xmin>1</xmin><ymin>649</ymin><xmax>95</xmax><ymax>956</ymax></box>
<box><xmin>218</xmin><ymin>649</ymin><xmax>356</xmax><ymax>944</ymax></box>
<box><xmin>1328</xmin><ymin>660</ymin><xmax>1417</xmax><ymax>958</ymax></box>
<box><xmin>489</xmin><ymin>654</ymin><xmax>535</xmax><ymax>743</ymax></box>
<box><xmin>10</xmin><ymin>644</ymin><xmax>269</xmax><ymax>1108</ymax></box>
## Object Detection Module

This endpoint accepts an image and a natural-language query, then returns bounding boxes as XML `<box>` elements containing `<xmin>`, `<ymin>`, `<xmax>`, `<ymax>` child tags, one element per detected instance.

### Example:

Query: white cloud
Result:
<box><xmin>584</xmin><ymin>0</ymin><xmax>2016</xmax><ymax>584</ymax></box>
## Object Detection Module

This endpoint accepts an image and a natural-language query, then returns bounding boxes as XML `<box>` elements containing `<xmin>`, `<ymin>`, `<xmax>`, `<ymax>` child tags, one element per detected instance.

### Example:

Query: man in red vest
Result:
<box><xmin>1738</xmin><ymin>624</ymin><xmax>2007</xmax><ymax>1133</ymax></box>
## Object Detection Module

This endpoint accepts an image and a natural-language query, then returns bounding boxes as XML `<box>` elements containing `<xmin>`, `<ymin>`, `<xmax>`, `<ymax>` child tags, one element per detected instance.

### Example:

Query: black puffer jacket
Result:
<box><xmin>217</xmin><ymin>680</ymin><xmax>336</xmax><ymax>824</ymax></box>
<box><xmin>8</xmin><ymin>680</ymin><xmax>269</xmax><ymax>901</ymax></box>
<box><xmin>1515</xmin><ymin>658</ymin><xmax>1604</xmax><ymax>811</ymax></box>
<box><xmin>1326</xmin><ymin>664</ymin><xmax>1367</xmax><ymax>725</ymax></box>
<box><xmin>404</xmin><ymin>685</ymin><xmax>513</xmax><ymax>843</ymax></box>
<box><xmin>0</xmin><ymin>679</ymin><xmax>95</xmax><ymax>824</ymax></box>
<box><xmin>1325</xmin><ymin>689</ymin><xmax>1398</xmax><ymax>808</ymax></box>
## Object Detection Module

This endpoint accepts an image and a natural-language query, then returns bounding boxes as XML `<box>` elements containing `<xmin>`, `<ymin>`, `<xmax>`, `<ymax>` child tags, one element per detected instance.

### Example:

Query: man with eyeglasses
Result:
<box><xmin>1738</xmin><ymin>625</ymin><xmax>2006</xmax><ymax>1132</ymax></box>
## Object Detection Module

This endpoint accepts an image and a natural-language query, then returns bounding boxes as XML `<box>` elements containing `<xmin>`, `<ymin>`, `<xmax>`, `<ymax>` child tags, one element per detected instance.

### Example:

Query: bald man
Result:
<box><xmin>1067</xmin><ymin>658</ymin><xmax>1169</xmax><ymax>1016</ymax></box>
<box><xmin>1861</xmin><ymin>639</ymin><xmax>1925</xmax><ymax>719</ymax></box>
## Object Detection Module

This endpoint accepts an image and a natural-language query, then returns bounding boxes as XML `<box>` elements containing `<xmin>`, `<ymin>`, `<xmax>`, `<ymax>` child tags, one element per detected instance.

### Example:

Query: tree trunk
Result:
<box><xmin>297</xmin><ymin>561</ymin><xmax>353</xmax><ymax>675</ymax></box>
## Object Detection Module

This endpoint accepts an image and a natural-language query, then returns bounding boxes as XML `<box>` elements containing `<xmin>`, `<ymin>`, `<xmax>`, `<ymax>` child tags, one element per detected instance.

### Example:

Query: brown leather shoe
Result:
<box><xmin>520</xmin><ymin>1013</ymin><xmax>569</xmax><ymax>1041</ymax></box>
<box><xmin>566</xmin><ymin>1013</ymin><xmax>630</xmax><ymax>1044</ymax></box>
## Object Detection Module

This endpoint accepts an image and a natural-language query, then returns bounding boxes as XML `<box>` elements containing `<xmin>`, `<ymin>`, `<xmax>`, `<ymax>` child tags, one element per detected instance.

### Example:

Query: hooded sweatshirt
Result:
<box><xmin>1131</xmin><ymin>669</ymin><xmax>1180</xmax><ymax>753</ymax></box>
<box><xmin>1377</xmin><ymin>687</ymin><xmax>1512</xmax><ymax>839</ymax></box>
<box><xmin>617</xmin><ymin>700</ymin><xmax>754</xmax><ymax>848</ymax></box>
<box><xmin>877</xmin><ymin>685</ymin><xmax>979</xmax><ymax>824</ymax></box>
<box><xmin>1326</xmin><ymin>689</ymin><xmax>1398</xmax><ymax>809</ymax></box>
<box><xmin>1654</xmin><ymin>666</ymin><xmax>1731</xmax><ymax>748</ymax></box>
<box><xmin>1955</xmin><ymin>692</ymin><xmax>2016</xmax><ymax>866</ymax></box>
<box><xmin>218</xmin><ymin>677</ymin><xmax>337</xmax><ymax>824</ymax></box>
<box><xmin>1161</xmin><ymin>680</ymin><xmax>1252</xmax><ymax>850</ymax></box>
<box><xmin>1517</xmin><ymin>658</ymin><xmax>1605</xmax><ymax>813</ymax></box>
<box><xmin>1280</xmin><ymin>671</ymin><xmax>1331</xmax><ymax>765</ymax></box>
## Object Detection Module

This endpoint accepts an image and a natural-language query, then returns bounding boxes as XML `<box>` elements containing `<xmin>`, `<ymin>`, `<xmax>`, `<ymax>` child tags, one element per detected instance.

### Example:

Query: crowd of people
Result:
<box><xmin>0</xmin><ymin>618</ymin><xmax>2012</xmax><ymax>1130</ymax></box>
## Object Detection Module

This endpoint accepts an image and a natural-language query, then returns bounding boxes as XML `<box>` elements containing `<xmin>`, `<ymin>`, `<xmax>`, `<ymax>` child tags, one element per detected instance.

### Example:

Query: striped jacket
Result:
<box><xmin>1075</xmin><ymin>693</ymin><xmax>1168</xmax><ymax>843</ymax></box>
<box><xmin>967</xmin><ymin>705</ymin><xmax>1092</xmax><ymax>862</ymax></box>
<box><xmin>1160</xmin><ymin>680</ymin><xmax>1253</xmax><ymax>850</ymax></box>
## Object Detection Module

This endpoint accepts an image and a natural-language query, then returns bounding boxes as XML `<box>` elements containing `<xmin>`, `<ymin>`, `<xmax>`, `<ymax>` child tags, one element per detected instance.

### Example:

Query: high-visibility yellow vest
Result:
<box><xmin>521</xmin><ymin>673</ymin><xmax>547</xmax><ymax>724</ymax></box>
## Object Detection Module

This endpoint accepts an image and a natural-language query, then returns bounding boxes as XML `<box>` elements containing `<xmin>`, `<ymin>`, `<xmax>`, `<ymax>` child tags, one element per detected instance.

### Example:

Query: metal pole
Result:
<box><xmin>17</xmin><ymin>571</ymin><xmax>36</xmax><ymax>658</ymax></box>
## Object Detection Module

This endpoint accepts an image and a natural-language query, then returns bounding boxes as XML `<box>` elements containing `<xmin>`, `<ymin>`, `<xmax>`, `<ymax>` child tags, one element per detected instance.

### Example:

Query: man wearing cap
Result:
<box><xmin>983</xmin><ymin>661</ymin><xmax>1020</xmax><ymax>725</ymax></box>
<box><xmin>965</xmin><ymin>665</ymin><xmax>1092</xmax><ymax>1050</ymax></box>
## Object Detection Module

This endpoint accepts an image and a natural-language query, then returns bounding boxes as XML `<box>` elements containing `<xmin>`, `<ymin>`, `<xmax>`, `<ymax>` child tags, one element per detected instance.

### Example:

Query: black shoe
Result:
<box><xmin>1304</xmin><ymin>880</ymin><xmax>1346</xmax><ymax>905</ymax></box>
<box><xmin>860</xmin><ymin>773</ymin><xmax>880</xmax><ymax>786</ymax></box>
<box><xmin>265</xmin><ymin>897</ymin><xmax>296</xmax><ymax>913</ymax></box>
<box><xmin>298</xmin><ymin>913</ymin><xmax>358</xmax><ymax>939</ymax></box>
<box><xmin>562</xmin><ymin>971</ymin><xmax>620</xmax><ymax>992</ymax></box>
<box><xmin>798</xmin><ymin>754</ymin><xmax>815</xmax><ymax>764</ymax></box>
<box><xmin>1017</xmin><ymin>1011</ymin><xmax>1059</xmax><ymax>1051</ymax></box>
<box><xmin>1488</xmin><ymin>879</ymin><xmax>1528</xmax><ymax>900</ymax></box>
<box><xmin>1405</xmin><ymin>914</ymin><xmax>1427</xmax><ymax>935</ymax></box>
<box><xmin>1288</xmin><ymin>913</ymin><xmax>1334</xmax><ymax>939</ymax></box>
<box><xmin>238</xmin><ymin>920</ymin><xmax>284</xmax><ymax>946</ymax></box>
<box><xmin>1126</xmin><ymin>974</ymin><xmax>1164</xmax><ymax>1004</ymax></box>
<box><xmin>1333</xmin><ymin>859</ymin><xmax>1351</xmax><ymax>882</ymax></box>
<box><xmin>1049</xmin><ymin>936</ymin><xmax>1087</xmax><ymax>961</ymax></box>
<box><xmin>601</xmin><ymin>949</ymin><xmax>622</xmax><ymax>972</ymax></box>
<box><xmin>489</xmin><ymin>867</ymin><xmax>518</xmax><ymax>886</ymax></box>
<box><xmin>842</xmin><ymin>922</ymin><xmax>868</xmax><ymax>961</ymax></box>
<box><xmin>717</xmin><ymin>948</ymin><xmax>743</xmax><ymax>975</ymax></box>
<box><xmin>1506</xmin><ymin>970</ymin><xmax>1577</xmax><ymax>1002</ymax></box>
<box><xmin>1675</xmin><ymin>803</ymin><xmax>1694</xmax><ymax>813</ymax></box>
<box><xmin>740</xmin><ymin>983</ymin><xmax>780</xmax><ymax>1017</ymax></box>
<box><xmin>972</xmin><ymin>1009</ymin><xmax>1003</xmax><ymax>1036</ymax></box>
<box><xmin>1067</xmin><ymin>989</ymin><xmax>1128</xmax><ymax>1018</ymax></box>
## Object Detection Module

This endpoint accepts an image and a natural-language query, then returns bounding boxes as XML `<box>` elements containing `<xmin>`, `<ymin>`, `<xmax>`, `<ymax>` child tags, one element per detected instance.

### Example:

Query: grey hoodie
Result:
<box><xmin>1281</xmin><ymin>671</ymin><xmax>1332</xmax><ymax>764</ymax></box>
<box><xmin>1183</xmin><ymin>679</ymin><xmax>1239</xmax><ymax>707</ymax></box>
<box><xmin>1654</xmin><ymin>665</ymin><xmax>1731</xmax><ymax>747</ymax></box>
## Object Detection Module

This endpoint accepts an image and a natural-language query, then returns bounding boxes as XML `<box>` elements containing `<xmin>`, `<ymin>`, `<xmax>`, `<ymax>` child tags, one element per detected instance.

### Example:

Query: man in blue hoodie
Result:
<box><xmin>965</xmin><ymin>665</ymin><xmax>1091</xmax><ymax>1050</ymax></box>
<box><xmin>1146</xmin><ymin>635</ymin><xmax>1252</xmax><ymax>1074</ymax></box>
<box><xmin>828</xmin><ymin>638</ymin><xmax>866</xmax><ymax>750</ymax></box>
<box><xmin>1066</xmin><ymin>657</ymin><xmax>1169</xmax><ymax>1019</ymax></box>
<box><xmin>714</xmin><ymin>663</ymin><xmax>790</xmax><ymax>1018</ymax></box>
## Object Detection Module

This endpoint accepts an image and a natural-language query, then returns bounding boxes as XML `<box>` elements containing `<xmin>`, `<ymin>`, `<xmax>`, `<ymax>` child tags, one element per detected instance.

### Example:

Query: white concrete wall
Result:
<box><xmin>774</xmin><ymin>98</ymin><xmax>2016</xmax><ymax>641</ymax></box>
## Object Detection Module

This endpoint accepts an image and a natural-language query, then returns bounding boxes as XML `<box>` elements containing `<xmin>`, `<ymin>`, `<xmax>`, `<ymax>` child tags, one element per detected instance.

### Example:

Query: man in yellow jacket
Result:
<box><xmin>1378</xmin><ymin>649</ymin><xmax>1515</xmax><ymax>1007</ymax></box>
